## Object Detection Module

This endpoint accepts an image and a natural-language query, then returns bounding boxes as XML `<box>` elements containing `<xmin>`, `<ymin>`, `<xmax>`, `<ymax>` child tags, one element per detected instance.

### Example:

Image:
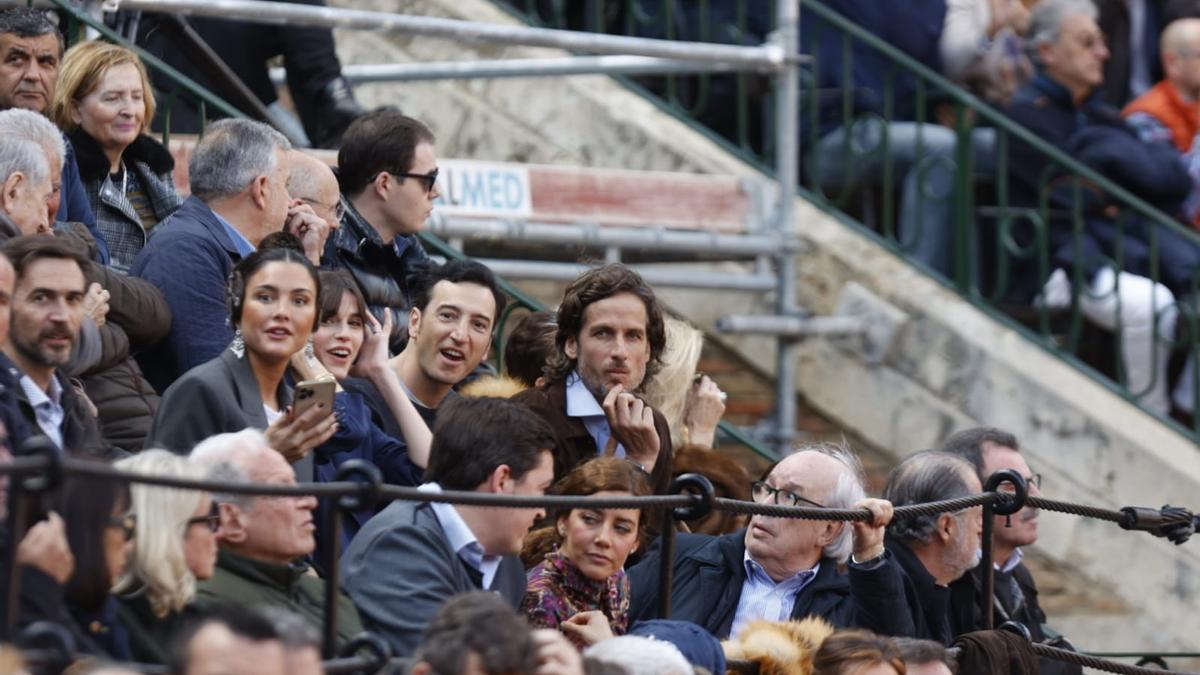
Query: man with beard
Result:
<box><xmin>513</xmin><ymin>264</ymin><xmax>673</xmax><ymax>493</ymax></box>
<box><xmin>941</xmin><ymin>427</ymin><xmax>1081</xmax><ymax>675</ymax></box>
<box><xmin>0</xmin><ymin>235</ymin><xmax>105</xmax><ymax>457</ymax></box>
<box><xmin>628</xmin><ymin>443</ymin><xmax>912</xmax><ymax>639</ymax></box>
<box><xmin>883</xmin><ymin>451</ymin><xmax>984</xmax><ymax>645</ymax></box>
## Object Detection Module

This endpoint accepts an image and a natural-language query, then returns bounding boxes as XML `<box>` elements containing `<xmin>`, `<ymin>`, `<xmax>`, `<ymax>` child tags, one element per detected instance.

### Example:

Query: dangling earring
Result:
<box><xmin>229</xmin><ymin>329</ymin><xmax>245</xmax><ymax>358</ymax></box>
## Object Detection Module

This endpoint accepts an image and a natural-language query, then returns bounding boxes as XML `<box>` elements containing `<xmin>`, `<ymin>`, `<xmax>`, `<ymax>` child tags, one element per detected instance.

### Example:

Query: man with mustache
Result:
<box><xmin>0</xmin><ymin>235</ymin><xmax>105</xmax><ymax>457</ymax></box>
<box><xmin>883</xmin><ymin>451</ymin><xmax>985</xmax><ymax>645</ymax></box>
<box><xmin>513</xmin><ymin>264</ymin><xmax>673</xmax><ymax>493</ymax></box>
<box><xmin>941</xmin><ymin>427</ymin><xmax>1080</xmax><ymax>675</ymax></box>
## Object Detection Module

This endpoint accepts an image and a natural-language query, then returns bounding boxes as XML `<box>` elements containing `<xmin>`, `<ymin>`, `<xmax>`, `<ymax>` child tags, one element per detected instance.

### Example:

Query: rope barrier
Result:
<box><xmin>1025</xmin><ymin>495</ymin><xmax>1127</xmax><ymax>523</ymax></box>
<box><xmin>1031</xmin><ymin>643</ymin><xmax>1197</xmax><ymax>675</ymax></box>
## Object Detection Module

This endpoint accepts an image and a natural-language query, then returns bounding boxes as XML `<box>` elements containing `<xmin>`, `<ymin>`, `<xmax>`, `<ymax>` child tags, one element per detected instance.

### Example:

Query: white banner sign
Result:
<box><xmin>435</xmin><ymin>160</ymin><xmax>532</xmax><ymax>218</ymax></box>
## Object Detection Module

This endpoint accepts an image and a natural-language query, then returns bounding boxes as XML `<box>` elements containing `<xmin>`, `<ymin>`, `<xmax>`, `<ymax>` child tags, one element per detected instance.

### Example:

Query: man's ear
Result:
<box><xmin>818</xmin><ymin>521</ymin><xmax>842</xmax><ymax>548</ymax></box>
<box><xmin>936</xmin><ymin>513</ymin><xmax>955</xmax><ymax>544</ymax></box>
<box><xmin>486</xmin><ymin>464</ymin><xmax>514</xmax><ymax>494</ymax></box>
<box><xmin>410</xmin><ymin>662</ymin><xmax>432</xmax><ymax>675</ymax></box>
<box><xmin>251</xmin><ymin>174</ymin><xmax>269</xmax><ymax>210</ymax></box>
<box><xmin>2</xmin><ymin>172</ymin><xmax>24</xmax><ymax>211</ymax></box>
<box><xmin>408</xmin><ymin>307</ymin><xmax>422</xmax><ymax>341</ymax></box>
<box><xmin>373</xmin><ymin>171</ymin><xmax>391</xmax><ymax>201</ymax></box>
<box><xmin>564</xmin><ymin>334</ymin><xmax>578</xmax><ymax>360</ymax></box>
<box><xmin>217</xmin><ymin>502</ymin><xmax>249</xmax><ymax>545</ymax></box>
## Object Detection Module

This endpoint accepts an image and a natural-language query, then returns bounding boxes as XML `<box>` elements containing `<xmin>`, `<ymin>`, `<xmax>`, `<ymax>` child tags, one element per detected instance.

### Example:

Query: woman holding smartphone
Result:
<box><xmin>148</xmin><ymin>240</ymin><xmax>338</xmax><ymax>462</ymax></box>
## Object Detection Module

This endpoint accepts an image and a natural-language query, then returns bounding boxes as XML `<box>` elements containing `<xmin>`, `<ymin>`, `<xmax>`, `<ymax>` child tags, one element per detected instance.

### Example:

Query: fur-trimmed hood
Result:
<box><xmin>68</xmin><ymin>127</ymin><xmax>175</xmax><ymax>181</ymax></box>
<box><xmin>723</xmin><ymin>617</ymin><xmax>835</xmax><ymax>675</ymax></box>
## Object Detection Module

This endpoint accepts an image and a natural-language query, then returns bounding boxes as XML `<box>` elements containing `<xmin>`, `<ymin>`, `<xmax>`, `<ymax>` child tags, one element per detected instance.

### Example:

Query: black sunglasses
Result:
<box><xmin>370</xmin><ymin>168</ymin><xmax>439</xmax><ymax>194</ymax></box>
<box><xmin>186</xmin><ymin>502</ymin><xmax>222</xmax><ymax>533</ymax></box>
<box><xmin>751</xmin><ymin>480</ymin><xmax>826</xmax><ymax>508</ymax></box>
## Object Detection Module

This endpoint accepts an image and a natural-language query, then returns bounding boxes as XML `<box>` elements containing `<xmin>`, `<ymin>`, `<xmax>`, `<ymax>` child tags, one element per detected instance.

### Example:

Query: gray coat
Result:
<box><xmin>69</xmin><ymin>129</ymin><xmax>182</xmax><ymax>275</ymax></box>
<box><xmin>340</xmin><ymin>499</ymin><xmax>526</xmax><ymax>657</ymax></box>
<box><xmin>147</xmin><ymin>348</ymin><xmax>294</xmax><ymax>459</ymax></box>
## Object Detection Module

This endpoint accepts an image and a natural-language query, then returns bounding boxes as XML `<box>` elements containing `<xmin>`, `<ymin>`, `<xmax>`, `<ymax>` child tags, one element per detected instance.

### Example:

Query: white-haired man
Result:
<box><xmin>628</xmin><ymin>443</ymin><xmax>910</xmax><ymax>638</ymax></box>
<box><xmin>0</xmin><ymin>108</ymin><xmax>59</xmax><ymax>236</ymax></box>
<box><xmin>189</xmin><ymin>428</ymin><xmax>363</xmax><ymax>646</ymax></box>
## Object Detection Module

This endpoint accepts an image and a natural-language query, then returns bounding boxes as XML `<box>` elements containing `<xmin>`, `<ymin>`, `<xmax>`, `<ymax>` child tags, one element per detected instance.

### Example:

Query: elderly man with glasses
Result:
<box><xmin>627</xmin><ymin>442</ymin><xmax>913</xmax><ymax>639</ymax></box>
<box><xmin>324</xmin><ymin>110</ymin><xmax>438</xmax><ymax>353</ymax></box>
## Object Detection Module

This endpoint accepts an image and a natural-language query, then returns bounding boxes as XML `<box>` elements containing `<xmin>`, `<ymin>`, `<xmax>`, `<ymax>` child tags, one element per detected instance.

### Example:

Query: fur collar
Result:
<box><xmin>67</xmin><ymin>127</ymin><xmax>175</xmax><ymax>181</ymax></box>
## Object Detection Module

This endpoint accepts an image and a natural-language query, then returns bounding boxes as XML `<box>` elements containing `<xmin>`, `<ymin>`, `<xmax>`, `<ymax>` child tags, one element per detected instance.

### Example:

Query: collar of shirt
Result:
<box><xmin>212</xmin><ymin>210</ymin><xmax>256</xmax><ymax>258</ymax></box>
<box><xmin>743</xmin><ymin>550</ymin><xmax>819</xmax><ymax>590</ymax></box>
<box><xmin>18</xmin><ymin>374</ymin><xmax>64</xmax><ymax>448</ymax></box>
<box><xmin>564</xmin><ymin>372</ymin><xmax>626</xmax><ymax>459</ymax></box>
<box><xmin>418</xmin><ymin>482</ymin><xmax>501</xmax><ymax>588</ymax></box>
<box><xmin>995</xmin><ymin>547</ymin><xmax>1024</xmax><ymax>574</ymax></box>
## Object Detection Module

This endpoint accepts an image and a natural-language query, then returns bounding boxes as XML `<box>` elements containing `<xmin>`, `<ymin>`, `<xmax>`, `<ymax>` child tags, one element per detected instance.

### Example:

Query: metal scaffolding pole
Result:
<box><xmin>474</xmin><ymin>259</ymin><xmax>777</xmax><ymax>292</ymax></box>
<box><xmin>271</xmin><ymin>55</ymin><xmax>787</xmax><ymax>86</ymax></box>
<box><xmin>426</xmin><ymin>217</ymin><xmax>790</xmax><ymax>257</ymax></box>
<box><xmin>773</xmin><ymin>1</ymin><xmax>801</xmax><ymax>455</ymax></box>
<box><xmin>110</xmin><ymin>0</ymin><xmax>788</xmax><ymax>69</ymax></box>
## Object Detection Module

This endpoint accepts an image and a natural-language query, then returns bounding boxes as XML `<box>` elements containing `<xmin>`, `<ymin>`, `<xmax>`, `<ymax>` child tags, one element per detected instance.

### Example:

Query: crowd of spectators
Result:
<box><xmin>0</xmin><ymin>2</ymin><xmax>1190</xmax><ymax>675</ymax></box>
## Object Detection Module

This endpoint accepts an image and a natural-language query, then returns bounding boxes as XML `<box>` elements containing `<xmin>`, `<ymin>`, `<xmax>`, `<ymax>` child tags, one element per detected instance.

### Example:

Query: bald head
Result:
<box><xmin>1162</xmin><ymin>18</ymin><xmax>1200</xmax><ymax>98</ymax></box>
<box><xmin>286</xmin><ymin>151</ymin><xmax>341</xmax><ymax>228</ymax></box>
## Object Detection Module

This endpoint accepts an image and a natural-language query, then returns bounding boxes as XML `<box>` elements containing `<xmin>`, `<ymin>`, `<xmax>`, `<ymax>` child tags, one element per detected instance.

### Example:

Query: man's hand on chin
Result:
<box><xmin>602</xmin><ymin>384</ymin><xmax>660</xmax><ymax>474</ymax></box>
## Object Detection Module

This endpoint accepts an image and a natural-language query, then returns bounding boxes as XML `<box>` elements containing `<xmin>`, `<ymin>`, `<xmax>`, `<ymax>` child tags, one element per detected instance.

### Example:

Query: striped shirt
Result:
<box><xmin>730</xmin><ymin>554</ymin><xmax>819</xmax><ymax>638</ymax></box>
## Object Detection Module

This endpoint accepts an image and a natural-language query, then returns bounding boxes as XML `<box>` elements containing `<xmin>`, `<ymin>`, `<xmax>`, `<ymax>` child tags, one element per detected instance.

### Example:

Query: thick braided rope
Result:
<box><xmin>713</xmin><ymin>493</ymin><xmax>998</xmax><ymax>520</ymax></box>
<box><xmin>1025</xmin><ymin>496</ymin><xmax>1126</xmax><ymax>523</ymax></box>
<box><xmin>1032</xmin><ymin>644</ymin><xmax>1198</xmax><ymax>675</ymax></box>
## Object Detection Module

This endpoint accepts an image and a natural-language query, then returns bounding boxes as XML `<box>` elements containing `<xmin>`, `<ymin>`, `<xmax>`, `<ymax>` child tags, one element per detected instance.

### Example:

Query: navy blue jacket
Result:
<box><xmin>805</xmin><ymin>0</ymin><xmax>948</xmax><ymax>137</ymax></box>
<box><xmin>1003</xmin><ymin>73</ymin><xmax>1200</xmax><ymax>300</ymax></box>
<box><xmin>131</xmin><ymin>196</ymin><xmax>242</xmax><ymax>393</ymax></box>
<box><xmin>313</xmin><ymin>391</ymin><xmax>423</xmax><ymax>555</ymax></box>
<box><xmin>627</xmin><ymin>529</ymin><xmax>914</xmax><ymax>639</ymax></box>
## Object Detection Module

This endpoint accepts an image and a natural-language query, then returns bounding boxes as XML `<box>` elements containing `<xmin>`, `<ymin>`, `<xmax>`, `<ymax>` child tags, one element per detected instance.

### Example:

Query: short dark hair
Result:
<box><xmin>504</xmin><ymin>310</ymin><xmax>557</xmax><ymax>388</ymax></box>
<box><xmin>0</xmin><ymin>9</ymin><xmax>63</xmax><ymax>55</ymax></box>
<box><xmin>414</xmin><ymin>592</ymin><xmax>536</xmax><ymax>675</ymax></box>
<box><xmin>812</xmin><ymin>630</ymin><xmax>905</xmax><ymax>675</ymax></box>
<box><xmin>55</xmin><ymin>466</ymin><xmax>131</xmax><ymax>612</ymax></box>
<box><xmin>883</xmin><ymin>450</ymin><xmax>977</xmax><ymax>545</ymax></box>
<box><xmin>939</xmin><ymin>427</ymin><xmax>1020</xmax><ymax>483</ymax></box>
<box><xmin>226</xmin><ymin>245</ymin><xmax>321</xmax><ymax>328</ymax></box>
<box><xmin>409</xmin><ymin>259</ymin><xmax>507</xmax><ymax>323</ymax></box>
<box><xmin>337</xmin><ymin>110</ymin><xmax>435</xmax><ymax>196</ymax></box>
<box><xmin>2</xmin><ymin>234</ymin><xmax>90</xmax><ymax>281</ymax></box>
<box><xmin>545</xmin><ymin>264</ymin><xmax>666</xmax><ymax>387</ymax></box>
<box><xmin>167</xmin><ymin>604</ymin><xmax>281</xmax><ymax>674</ymax></box>
<box><xmin>317</xmin><ymin>269</ymin><xmax>368</xmax><ymax>324</ymax></box>
<box><xmin>893</xmin><ymin>638</ymin><xmax>958</xmax><ymax>673</ymax></box>
<box><xmin>425</xmin><ymin>396</ymin><xmax>555</xmax><ymax>490</ymax></box>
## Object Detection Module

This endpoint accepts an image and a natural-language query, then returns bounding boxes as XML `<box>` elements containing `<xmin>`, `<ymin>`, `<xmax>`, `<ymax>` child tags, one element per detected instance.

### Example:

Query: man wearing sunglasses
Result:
<box><xmin>628</xmin><ymin>443</ymin><xmax>911</xmax><ymax>639</ymax></box>
<box><xmin>325</xmin><ymin>110</ymin><xmax>438</xmax><ymax>353</ymax></box>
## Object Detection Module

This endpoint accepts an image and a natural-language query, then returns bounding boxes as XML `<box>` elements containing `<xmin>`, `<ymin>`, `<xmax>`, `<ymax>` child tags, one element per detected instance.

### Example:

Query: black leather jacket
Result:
<box><xmin>323</xmin><ymin>198</ymin><xmax>430</xmax><ymax>352</ymax></box>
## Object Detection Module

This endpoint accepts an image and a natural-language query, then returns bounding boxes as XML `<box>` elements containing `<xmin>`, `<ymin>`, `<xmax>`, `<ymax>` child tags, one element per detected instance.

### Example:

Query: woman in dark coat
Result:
<box><xmin>50</xmin><ymin>40</ymin><xmax>182</xmax><ymax>274</ymax></box>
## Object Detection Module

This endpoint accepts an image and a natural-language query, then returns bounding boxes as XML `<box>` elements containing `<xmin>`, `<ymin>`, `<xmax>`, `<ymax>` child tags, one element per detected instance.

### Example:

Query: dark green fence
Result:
<box><xmin>498</xmin><ymin>0</ymin><xmax>1200</xmax><ymax>440</ymax></box>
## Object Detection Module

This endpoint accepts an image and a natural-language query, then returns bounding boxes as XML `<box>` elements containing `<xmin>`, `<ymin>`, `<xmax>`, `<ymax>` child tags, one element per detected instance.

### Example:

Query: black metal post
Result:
<box><xmin>656</xmin><ymin>474</ymin><xmax>715</xmax><ymax>620</ymax></box>
<box><xmin>980</xmin><ymin>499</ymin><xmax>995</xmax><ymax>630</ymax></box>
<box><xmin>3</xmin><ymin>489</ymin><xmax>30</xmax><ymax>640</ymax></box>
<box><xmin>321</xmin><ymin>498</ymin><xmax>342</xmax><ymax>660</ymax></box>
<box><xmin>656</xmin><ymin>504</ymin><xmax>676</xmax><ymax>620</ymax></box>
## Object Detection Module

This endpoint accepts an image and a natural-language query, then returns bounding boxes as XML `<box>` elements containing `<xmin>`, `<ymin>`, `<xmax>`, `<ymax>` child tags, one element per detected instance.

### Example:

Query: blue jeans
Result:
<box><xmin>810</xmin><ymin>120</ymin><xmax>996</xmax><ymax>278</ymax></box>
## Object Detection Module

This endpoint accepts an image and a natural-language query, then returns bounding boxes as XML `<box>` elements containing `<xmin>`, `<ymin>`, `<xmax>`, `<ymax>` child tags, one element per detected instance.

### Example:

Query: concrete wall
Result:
<box><xmin>325</xmin><ymin>0</ymin><xmax>1200</xmax><ymax>657</ymax></box>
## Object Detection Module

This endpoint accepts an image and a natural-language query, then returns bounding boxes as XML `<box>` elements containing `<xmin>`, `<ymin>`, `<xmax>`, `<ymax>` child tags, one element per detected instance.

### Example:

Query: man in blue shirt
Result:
<box><xmin>131</xmin><ymin>118</ymin><xmax>325</xmax><ymax>392</ymax></box>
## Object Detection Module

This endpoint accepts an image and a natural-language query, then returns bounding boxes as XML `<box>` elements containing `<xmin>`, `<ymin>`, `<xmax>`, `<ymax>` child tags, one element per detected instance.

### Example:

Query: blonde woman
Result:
<box><xmin>113</xmin><ymin>450</ymin><xmax>220</xmax><ymax>665</ymax></box>
<box><xmin>50</xmin><ymin>40</ymin><xmax>181</xmax><ymax>273</ymax></box>
<box><xmin>641</xmin><ymin>317</ymin><xmax>726</xmax><ymax>448</ymax></box>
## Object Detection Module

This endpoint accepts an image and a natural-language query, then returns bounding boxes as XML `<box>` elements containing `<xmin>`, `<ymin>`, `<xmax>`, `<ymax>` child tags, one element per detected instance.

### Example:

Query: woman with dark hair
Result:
<box><xmin>520</xmin><ymin>457</ymin><xmax>649</xmax><ymax>650</ymax></box>
<box><xmin>148</xmin><ymin>243</ymin><xmax>338</xmax><ymax>466</ymax></box>
<box><xmin>56</xmin><ymin>469</ymin><xmax>135</xmax><ymax>660</ymax></box>
<box><xmin>292</xmin><ymin>270</ymin><xmax>433</xmax><ymax>548</ymax></box>
<box><xmin>812</xmin><ymin>630</ymin><xmax>906</xmax><ymax>675</ymax></box>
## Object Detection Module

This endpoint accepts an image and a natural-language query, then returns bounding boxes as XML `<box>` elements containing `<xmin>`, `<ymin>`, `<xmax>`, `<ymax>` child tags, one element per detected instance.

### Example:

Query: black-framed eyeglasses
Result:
<box><xmin>370</xmin><ymin>168</ymin><xmax>439</xmax><ymax>194</ymax></box>
<box><xmin>108</xmin><ymin>513</ymin><xmax>136</xmax><ymax>542</ymax></box>
<box><xmin>751</xmin><ymin>480</ymin><xmax>825</xmax><ymax>508</ymax></box>
<box><xmin>186</xmin><ymin>502</ymin><xmax>222</xmax><ymax>533</ymax></box>
<box><xmin>300</xmin><ymin>197</ymin><xmax>346</xmax><ymax>223</ymax></box>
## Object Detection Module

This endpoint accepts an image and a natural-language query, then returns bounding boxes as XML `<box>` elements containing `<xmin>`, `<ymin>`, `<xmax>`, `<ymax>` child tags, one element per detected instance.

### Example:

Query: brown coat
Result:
<box><xmin>513</xmin><ymin>380</ymin><xmax>673</xmax><ymax>494</ymax></box>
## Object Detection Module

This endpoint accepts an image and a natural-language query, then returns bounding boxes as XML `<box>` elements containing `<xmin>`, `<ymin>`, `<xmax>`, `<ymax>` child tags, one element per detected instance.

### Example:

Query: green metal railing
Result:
<box><xmin>419</xmin><ymin>231</ymin><xmax>779</xmax><ymax>461</ymax></box>
<box><xmin>499</xmin><ymin>0</ymin><xmax>1200</xmax><ymax>441</ymax></box>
